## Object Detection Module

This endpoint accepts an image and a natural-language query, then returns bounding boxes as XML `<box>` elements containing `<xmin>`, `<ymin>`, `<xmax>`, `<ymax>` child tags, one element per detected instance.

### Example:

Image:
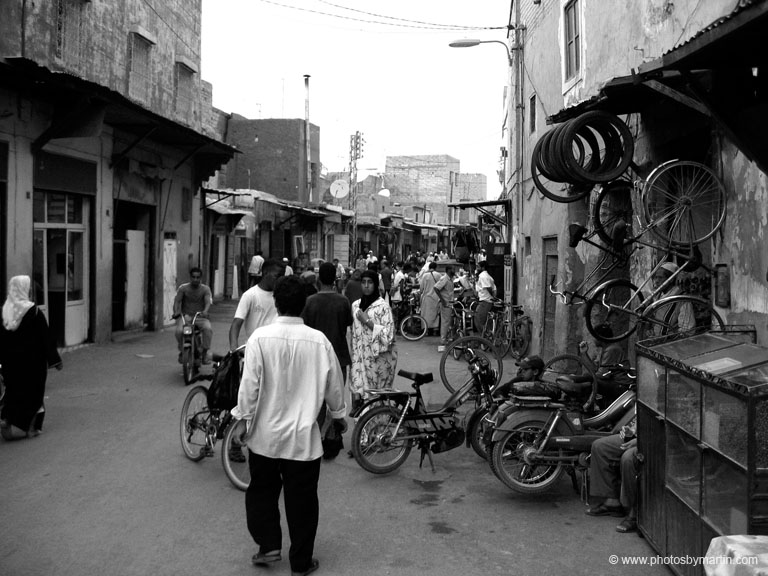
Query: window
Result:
<box><xmin>174</xmin><ymin>62</ymin><xmax>195</xmax><ymax>119</ymax></box>
<box><xmin>564</xmin><ymin>0</ymin><xmax>581</xmax><ymax>81</ymax></box>
<box><xmin>128</xmin><ymin>32</ymin><xmax>153</xmax><ymax>102</ymax></box>
<box><xmin>529</xmin><ymin>94</ymin><xmax>537</xmax><ymax>133</ymax></box>
<box><xmin>56</xmin><ymin>0</ymin><xmax>86</xmax><ymax>68</ymax></box>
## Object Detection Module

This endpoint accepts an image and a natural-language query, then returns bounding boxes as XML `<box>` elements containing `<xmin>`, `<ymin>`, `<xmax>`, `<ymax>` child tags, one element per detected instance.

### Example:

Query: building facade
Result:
<box><xmin>504</xmin><ymin>0</ymin><xmax>768</xmax><ymax>358</ymax></box>
<box><xmin>0</xmin><ymin>0</ymin><xmax>234</xmax><ymax>345</ymax></box>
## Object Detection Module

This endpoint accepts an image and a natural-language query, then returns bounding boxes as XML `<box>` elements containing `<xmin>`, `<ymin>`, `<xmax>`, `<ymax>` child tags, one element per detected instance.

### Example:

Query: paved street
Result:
<box><xmin>0</xmin><ymin>300</ymin><xmax>666</xmax><ymax>576</ymax></box>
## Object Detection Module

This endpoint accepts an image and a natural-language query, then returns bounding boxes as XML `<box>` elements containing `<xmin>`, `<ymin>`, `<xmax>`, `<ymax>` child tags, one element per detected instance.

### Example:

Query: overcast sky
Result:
<box><xmin>201</xmin><ymin>0</ymin><xmax>511</xmax><ymax>199</ymax></box>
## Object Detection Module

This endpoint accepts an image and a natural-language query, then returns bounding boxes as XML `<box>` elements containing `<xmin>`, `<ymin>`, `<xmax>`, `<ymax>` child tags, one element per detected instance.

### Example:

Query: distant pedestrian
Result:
<box><xmin>354</xmin><ymin>253</ymin><xmax>366</xmax><ymax>272</ymax></box>
<box><xmin>282</xmin><ymin>258</ymin><xmax>294</xmax><ymax>277</ymax></box>
<box><xmin>343</xmin><ymin>269</ymin><xmax>363</xmax><ymax>307</ymax></box>
<box><xmin>434</xmin><ymin>264</ymin><xmax>456</xmax><ymax>352</ymax></box>
<box><xmin>419</xmin><ymin>262</ymin><xmax>441</xmax><ymax>335</ymax></box>
<box><xmin>0</xmin><ymin>276</ymin><xmax>62</xmax><ymax>440</ymax></box>
<box><xmin>474</xmin><ymin>260</ymin><xmax>496</xmax><ymax>335</ymax></box>
<box><xmin>350</xmin><ymin>271</ymin><xmax>397</xmax><ymax>410</ymax></box>
<box><xmin>380</xmin><ymin>260</ymin><xmax>393</xmax><ymax>305</ymax></box>
<box><xmin>332</xmin><ymin>258</ymin><xmax>346</xmax><ymax>292</ymax></box>
<box><xmin>229</xmin><ymin>259</ymin><xmax>283</xmax><ymax>349</ymax></box>
<box><xmin>248</xmin><ymin>250</ymin><xmax>265</xmax><ymax>287</ymax></box>
<box><xmin>233</xmin><ymin>275</ymin><xmax>346</xmax><ymax>574</ymax></box>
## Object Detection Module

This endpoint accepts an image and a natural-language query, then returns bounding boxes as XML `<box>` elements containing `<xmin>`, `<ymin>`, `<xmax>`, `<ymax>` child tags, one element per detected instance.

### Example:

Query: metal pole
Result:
<box><xmin>304</xmin><ymin>75</ymin><xmax>311</xmax><ymax>205</ymax></box>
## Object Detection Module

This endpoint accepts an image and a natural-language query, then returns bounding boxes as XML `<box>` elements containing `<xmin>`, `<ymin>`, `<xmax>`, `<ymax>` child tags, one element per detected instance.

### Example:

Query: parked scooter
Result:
<box><xmin>350</xmin><ymin>341</ymin><xmax>499</xmax><ymax>474</ymax></box>
<box><xmin>488</xmin><ymin>366</ymin><xmax>636</xmax><ymax>495</ymax></box>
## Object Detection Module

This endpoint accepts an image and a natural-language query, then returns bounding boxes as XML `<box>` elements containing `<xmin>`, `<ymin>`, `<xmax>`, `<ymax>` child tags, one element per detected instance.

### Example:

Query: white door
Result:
<box><xmin>124</xmin><ymin>230</ymin><xmax>145</xmax><ymax>328</ymax></box>
<box><xmin>64</xmin><ymin>229</ymin><xmax>89</xmax><ymax>346</ymax></box>
<box><xmin>213</xmin><ymin>235</ymin><xmax>226</xmax><ymax>297</ymax></box>
<box><xmin>163</xmin><ymin>240</ymin><xmax>177</xmax><ymax>326</ymax></box>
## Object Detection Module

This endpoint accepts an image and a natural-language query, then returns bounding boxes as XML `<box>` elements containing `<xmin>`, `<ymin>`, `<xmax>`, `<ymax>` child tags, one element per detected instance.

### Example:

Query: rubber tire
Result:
<box><xmin>180</xmin><ymin>385</ymin><xmax>211</xmax><ymax>461</ymax></box>
<box><xmin>584</xmin><ymin>279</ymin><xmax>644</xmax><ymax>342</ymax></box>
<box><xmin>221</xmin><ymin>418</ymin><xmax>250</xmax><ymax>491</ymax></box>
<box><xmin>562</xmin><ymin>111</ymin><xmax>634</xmax><ymax>183</ymax></box>
<box><xmin>182</xmin><ymin>347</ymin><xmax>194</xmax><ymax>385</ymax></box>
<box><xmin>399</xmin><ymin>314</ymin><xmax>427</xmax><ymax>341</ymax></box>
<box><xmin>468</xmin><ymin>405</ymin><xmax>491</xmax><ymax>460</ymax></box>
<box><xmin>509</xmin><ymin>318</ymin><xmax>531</xmax><ymax>360</ymax></box>
<box><xmin>351</xmin><ymin>405</ymin><xmax>412</xmax><ymax>474</ymax></box>
<box><xmin>490</xmin><ymin>413</ymin><xmax>565</xmax><ymax>494</ymax></box>
<box><xmin>592</xmin><ymin>180</ymin><xmax>635</xmax><ymax>246</ymax></box>
<box><xmin>451</xmin><ymin>329</ymin><xmax>466</xmax><ymax>359</ymax></box>
<box><xmin>439</xmin><ymin>335</ymin><xmax>503</xmax><ymax>394</ymax></box>
<box><xmin>638</xmin><ymin>295</ymin><xmax>725</xmax><ymax>341</ymax></box>
<box><xmin>531</xmin><ymin>133</ymin><xmax>592</xmax><ymax>203</ymax></box>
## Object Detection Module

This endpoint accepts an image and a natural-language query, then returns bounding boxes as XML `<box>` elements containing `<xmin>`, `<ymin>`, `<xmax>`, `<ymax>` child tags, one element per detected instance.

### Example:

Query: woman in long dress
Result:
<box><xmin>419</xmin><ymin>263</ymin><xmax>441</xmax><ymax>334</ymax></box>
<box><xmin>0</xmin><ymin>275</ymin><xmax>62</xmax><ymax>440</ymax></box>
<box><xmin>350</xmin><ymin>271</ymin><xmax>398</xmax><ymax>408</ymax></box>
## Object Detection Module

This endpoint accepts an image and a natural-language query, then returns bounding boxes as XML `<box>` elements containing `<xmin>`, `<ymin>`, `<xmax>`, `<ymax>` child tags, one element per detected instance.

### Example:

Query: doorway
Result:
<box><xmin>541</xmin><ymin>237</ymin><xmax>559</xmax><ymax>359</ymax></box>
<box><xmin>112</xmin><ymin>200</ymin><xmax>153</xmax><ymax>331</ymax></box>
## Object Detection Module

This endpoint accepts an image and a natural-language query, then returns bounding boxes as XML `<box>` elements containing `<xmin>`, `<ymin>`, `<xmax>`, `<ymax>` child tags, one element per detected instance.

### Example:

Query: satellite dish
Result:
<box><xmin>329</xmin><ymin>180</ymin><xmax>349</xmax><ymax>198</ymax></box>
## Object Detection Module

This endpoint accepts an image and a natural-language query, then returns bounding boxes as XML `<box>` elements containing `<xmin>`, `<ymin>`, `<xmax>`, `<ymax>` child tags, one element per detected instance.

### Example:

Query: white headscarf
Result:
<box><xmin>2</xmin><ymin>275</ymin><xmax>35</xmax><ymax>331</ymax></box>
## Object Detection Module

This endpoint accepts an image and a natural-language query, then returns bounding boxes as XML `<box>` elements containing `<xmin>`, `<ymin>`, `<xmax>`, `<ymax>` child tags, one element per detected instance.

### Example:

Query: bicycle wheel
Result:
<box><xmin>492</xmin><ymin>322</ymin><xmax>514</xmax><ymax>358</ymax></box>
<box><xmin>490</xmin><ymin>413</ymin><xmax>564</xmax><ymax>494</ymax></box>
<box><xmin>584</xmin><ymin>279</ymin><xmax>644</xmax><ymax>342</ymax></box>
<box><xmin>643</xmin><ymin>160</ymin><xmax>726</xmax><ymax>246</ymax></box>
<box><xmin>440</xmin><ymin>335</ymin><xmax>503</xmax><ymax>393</ymax></box>
<box><xmin>221</xmin><ymin>418</ymin><xmax>250</xmax><ymax>491</ymax></box>
<box><xmin>399</xmin><ymin>314</ymin><xmax>427</xmax><ymax>341</ymax></box>
<box><xmin>181</xmin><ymin>348</ymin><xmax>194</xmax><ymax>385</ymax></box>
<box><xmin>593</xmin><ymin>180</ymin><xmax>635</xmax><ymax>245</ymax></box>
<box><xmin>451</xmin><ymin>329</ymin><xmax>466</xmax><ymax>359</ymax></box>
<box><xmin>542</xmin><ymin>353</ymin><xmax>595</xmax><ymax>382</ymax></box>
<box><xmin>637</xmin><ymin>295</ymin><xmax>725</xmax><ymax>341</ymax></box>
<box><xmin>180</xmin><ymin>385</ymin><xmax>212</xmax><ymax>461</ymax></box>
<box><xmin>351</xmin><ymin>405</ymin><xmax>412</xmax><ymax>474</ymax></box>
<box><xmin>508</xmin><ymin>318</ymin><xmax>531</xmax><ymax>360</ymax></box>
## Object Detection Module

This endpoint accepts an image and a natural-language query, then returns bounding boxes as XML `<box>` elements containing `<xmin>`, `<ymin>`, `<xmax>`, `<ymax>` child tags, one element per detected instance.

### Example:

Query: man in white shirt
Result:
<box><xmin>474</xmin><ymin>260</ymin><xmax>496</xmax><ymax>335</ymax></box>
<box><xmin>282</xmin><ymin>257</ymin><xmax>294</xmax><ymax>276</ymax></box>
<box><xmin>229</xmin><ymin>259</ymin><xmax>282</xmax><ymax>349</ymax></box>
<box><xmin>233</xmin><ymin>275</ymin><xmax>346</xmax><ymax>575</ymax></box>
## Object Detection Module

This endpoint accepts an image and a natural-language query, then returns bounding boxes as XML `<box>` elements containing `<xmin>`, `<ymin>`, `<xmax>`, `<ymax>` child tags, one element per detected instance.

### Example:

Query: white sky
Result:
<box><xmin>201</xmin><ymin>0</ymin><xmax>511</xmax><ymax>199</ymax></box>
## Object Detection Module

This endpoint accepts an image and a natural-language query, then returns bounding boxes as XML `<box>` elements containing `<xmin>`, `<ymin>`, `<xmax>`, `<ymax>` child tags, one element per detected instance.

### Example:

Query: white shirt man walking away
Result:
<box><xmin>233</xmin><ymin>275</ymin><xmax>346</xmax><ymax>576</ymax></box>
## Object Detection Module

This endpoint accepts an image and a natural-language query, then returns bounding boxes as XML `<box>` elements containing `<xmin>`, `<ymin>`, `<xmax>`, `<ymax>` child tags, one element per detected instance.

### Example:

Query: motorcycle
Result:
<box><xmin>488</xmin><ymin>366</ymin><xmax>636</xmax><ymax>495</ymax></box>
<box><xmin>350</xmin><ymin>341</ymin><xmax>499</xmax><ymax>474</ymax></box>
<box><xmin>173</xmin><ymin>311</ymin><xmax>205</xmax><ymax>385</ymax></box>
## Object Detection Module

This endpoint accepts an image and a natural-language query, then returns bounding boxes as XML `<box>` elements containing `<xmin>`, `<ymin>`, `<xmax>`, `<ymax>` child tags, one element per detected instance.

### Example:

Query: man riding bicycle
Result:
<box><xmin>173</xmin><ymin>267</ymin><xmax>213</xmax><ymax>365</ymax></box>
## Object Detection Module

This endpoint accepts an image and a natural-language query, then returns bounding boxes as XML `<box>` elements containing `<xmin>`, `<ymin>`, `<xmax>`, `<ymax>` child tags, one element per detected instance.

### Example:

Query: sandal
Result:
<box><xmin>252</xmin><ymin>550</ymin><xmax>282</xmax><ymax>566</ymax></box>
<box><xmin>616</xmin><ymin>516</ymin><xmax>638</xmax><ymax>533</ymax></box>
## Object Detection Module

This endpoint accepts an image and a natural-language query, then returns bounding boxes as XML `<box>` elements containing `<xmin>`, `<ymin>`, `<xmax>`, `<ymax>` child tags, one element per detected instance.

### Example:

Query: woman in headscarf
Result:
<box><xmin>349</xmin><ymin>270</ymin><xmax>397</xmax><ymax>410</ymax></box>
<box><xmin>0</xmin><ymin>276</ymin><xmax>62</xmax><ymax>440</ymax></box>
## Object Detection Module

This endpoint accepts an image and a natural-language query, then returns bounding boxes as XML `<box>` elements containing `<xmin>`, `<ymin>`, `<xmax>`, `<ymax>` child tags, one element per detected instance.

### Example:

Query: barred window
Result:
<box><xmin>128</xmin><ymin>33</ymin><xmax>153</xmax><ymax>103</ymax></box>
<box><xmin>56</xmin><ymin>0</ymin><xmax>85</xmax><ymax>67</ymax></box>
<box><xmin>174</xmin><ymin>62</ymin><xmax>195</xmax><ymax>120</ymax></box>
<box><xmin>564</xmin><ymin>0</ymin><xmax>581</xmax><ymax>81</ymax></box>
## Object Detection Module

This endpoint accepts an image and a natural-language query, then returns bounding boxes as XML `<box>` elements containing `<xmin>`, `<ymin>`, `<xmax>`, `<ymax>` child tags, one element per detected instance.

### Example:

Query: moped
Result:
<box><xmin>488</xmin><ymin>367</ymin><xmax>636</xmax><ymax>495</ymax></box>
<box><xmin>350</xmin><ymin>342</ymin><xmax>499</xmax><ymax>474</ymax></box>
<box><xmin>173</xmin><ymin>311</ymin><xmax>205</xmax><ymax>385</ymax></box>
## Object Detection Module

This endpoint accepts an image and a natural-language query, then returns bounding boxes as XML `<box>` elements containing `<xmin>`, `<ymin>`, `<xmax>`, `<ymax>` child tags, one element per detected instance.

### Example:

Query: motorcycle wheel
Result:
<box><xmin>491</xmin><ymin>414</ymin><xmax>564</xmax><ymax>494</ymax></box>
<box><xmin>221</xmin><ymin>418</ymin><xmax>250</xmax><ymax>491</ymax></box>
<box><xmin>180</xmin><ymin>385</ymin><xmax>211</xmax><ymax>461</ymax></box>
<box><xmin>182</xmin><ymin>348</ymin><xmax>194</xmax><ymax>385</ymax></box>
<box><xmin>351</xmin><ymin>405</ymin><xmax>412</xmax><ymax>474</ymax></box>
<box><xmin>467</xmin><ymin>405</ymin><xmax>490</xmax><ymax>460</ymax></box>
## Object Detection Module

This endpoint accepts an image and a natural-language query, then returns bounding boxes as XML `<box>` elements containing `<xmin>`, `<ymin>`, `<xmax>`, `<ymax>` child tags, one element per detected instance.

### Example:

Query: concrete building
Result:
<box><xmin>384</xmin><ymin>154</ymin><xmax>461</xmax><ymax>224</ymax></box>
<box><xmin>503</xmin><ymin>0</ymin><xmax>768</xmax><ymax>358</ymax></box>
<box><xmin>0</xmin><ymin>0</ymin><xmax>235</xmax><ymax>345</ymax></box>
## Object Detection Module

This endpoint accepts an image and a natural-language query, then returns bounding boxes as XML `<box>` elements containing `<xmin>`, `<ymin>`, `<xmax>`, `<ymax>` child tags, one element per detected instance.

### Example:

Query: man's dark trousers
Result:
<box><xmin>246</xmin><ymin>451</ymin><xmax>321</xmax><ymax>572</ymax></box>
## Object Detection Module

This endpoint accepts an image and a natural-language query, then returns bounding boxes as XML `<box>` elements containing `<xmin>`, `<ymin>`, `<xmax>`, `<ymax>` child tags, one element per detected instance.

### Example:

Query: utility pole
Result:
<box><xmin>349</xmin><ymin>130</ymin><xmax>363</xmax><ymax>261</ymax></box>
<box><xmin>303</xmin><ymin>75</ymin><xmax>312</xmax><ymax>205</ymax></box>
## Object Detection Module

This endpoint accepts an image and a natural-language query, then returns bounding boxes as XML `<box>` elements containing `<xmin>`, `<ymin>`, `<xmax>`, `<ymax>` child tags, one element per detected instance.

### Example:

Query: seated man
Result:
<box><xmin>494</xmin><ymin>355</ymin><xmax>560</xmax><ymax>398</ymax></box>
<box><xmin>173</xmin><ymin>267</ymin><xmax>213</xmax><ymax>364</ymax></box>
<box><xmin>586</xmin><ymin>416</ymin><xmax>640</xmax><ymax>533</ymax></box>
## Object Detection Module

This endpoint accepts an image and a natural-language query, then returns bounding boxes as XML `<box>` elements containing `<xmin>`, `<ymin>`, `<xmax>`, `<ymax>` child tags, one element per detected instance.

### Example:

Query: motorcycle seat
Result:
<box><xmin>397</xmin><ymin>370</ymin><xmax>433</xmax><ymax>385</ymax></box>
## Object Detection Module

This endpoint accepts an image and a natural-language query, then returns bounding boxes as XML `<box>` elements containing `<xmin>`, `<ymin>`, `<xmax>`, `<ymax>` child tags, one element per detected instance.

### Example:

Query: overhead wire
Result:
<box><xmin>256</xmin><ymin>0</ymin><xmax>507</xmax><ymax>31</ymax></box>
<box><xmin>315</xmin><ymin>0</ymin><xmax>482</xmax><ymax>29</ymax></box>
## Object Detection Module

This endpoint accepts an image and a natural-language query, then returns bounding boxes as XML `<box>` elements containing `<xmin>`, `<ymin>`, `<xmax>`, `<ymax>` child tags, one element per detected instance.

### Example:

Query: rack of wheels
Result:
<box><xmin>537</xmin><ymin>111</ymin><xmax>727</xmax><ymax>343</ymax></box>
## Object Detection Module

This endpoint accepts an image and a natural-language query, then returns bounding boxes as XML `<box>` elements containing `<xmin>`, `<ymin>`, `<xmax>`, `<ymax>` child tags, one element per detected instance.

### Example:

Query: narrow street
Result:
<box><xmin>0</xmin><ymin>301</ymin><xmax>665</xmax><ymax>576</ymax></box>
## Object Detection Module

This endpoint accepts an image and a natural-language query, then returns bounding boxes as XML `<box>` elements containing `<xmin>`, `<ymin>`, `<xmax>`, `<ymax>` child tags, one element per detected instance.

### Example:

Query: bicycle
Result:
<box><xmin>397</xmin><ymin>288</ymin><xmax>428</xmax><ymax>341</ymax></box>
<box><xmin>444</xmin><ymin>299</ymin><xmax>477</xmax><ymax>358</ymax></box>
<box><xmin>179</xmin><ymin>347</ymin><xmax>249</xmax><ymax>491</ymax></box>
<box><xmin>549</xmin><ymin>162</ymin><xmax>726</xmax><ymax>342</ymax></box>
<box><xmin>479</xmin><ymin>299</ymin><xmax>518</xmax><ymax>358</ymax></box>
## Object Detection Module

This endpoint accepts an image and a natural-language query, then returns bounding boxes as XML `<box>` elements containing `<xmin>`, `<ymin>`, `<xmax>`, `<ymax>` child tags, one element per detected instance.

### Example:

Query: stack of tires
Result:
<box><xmin>531</xmin><ymin>111</ymin><xmax>634</xmax><ymax>203</ymax></box>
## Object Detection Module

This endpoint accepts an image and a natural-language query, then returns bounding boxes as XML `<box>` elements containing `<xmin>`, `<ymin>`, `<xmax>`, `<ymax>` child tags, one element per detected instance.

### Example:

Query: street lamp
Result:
<box><xmin>448</xmin><ymin>39</ymin><xmax>517</xmax><ymax>65</ymax></box>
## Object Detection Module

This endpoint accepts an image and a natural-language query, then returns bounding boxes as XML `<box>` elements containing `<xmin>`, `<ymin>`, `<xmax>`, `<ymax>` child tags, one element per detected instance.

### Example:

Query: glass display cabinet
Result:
<box><xmin>636</xmin><ymin>327</ymin><xmax>768</xmax><ymax>576</ymax></box>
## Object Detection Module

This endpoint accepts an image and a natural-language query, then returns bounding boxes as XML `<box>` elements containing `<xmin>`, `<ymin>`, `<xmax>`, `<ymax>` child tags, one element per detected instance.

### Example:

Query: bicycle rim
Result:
<box><xmin>440</xmin><ymin>335</ymin><xmax>502</xmax><ymax>393</ymax></box>
<box><xmin>585</xmin><ymin>279</ymin><xmax>644</xmax><ymax>342</ymax></box>
<box><xmin>399</xmin><ymin>315</ymin><xmax>427</xmax><ymax>341</ymax></box>
<box><xmin>643</xmin><ymin>160</ymin><xmax>726</xmax><ymax>246</ymax></box>
<box><xmin>542</xmin><ymin>353</ymin><xmax>595</xmax><ymax>382</ymax></box>
<box><xmin>638</xmin><ymin>295</ymin><xmax>725</xmax><ymax>341</ymax></box>
<box><xmin>180</xmin><ymin>385</ymin><xmax>211</xmax><ymax>461</ymax></box>
<box><xmin>222</xmin><ymin>418</ymin><xmax>250</xmax><ymax>491</ymax></box>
